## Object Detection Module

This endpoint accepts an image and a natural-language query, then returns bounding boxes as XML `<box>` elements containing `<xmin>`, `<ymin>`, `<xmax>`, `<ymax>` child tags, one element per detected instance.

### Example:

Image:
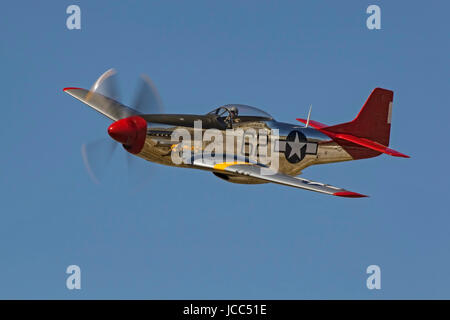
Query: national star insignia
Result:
<box><xmin>287</xmin><ymin>132</ymin><xmax>306</xmax><ymax>159</ymax></box>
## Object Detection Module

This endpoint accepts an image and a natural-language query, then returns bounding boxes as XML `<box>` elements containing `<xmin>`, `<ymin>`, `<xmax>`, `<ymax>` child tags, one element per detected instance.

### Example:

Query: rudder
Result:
<box><xmin>325</xmin><ymin>88</ymin><xmax>393</xmax><ymax>146</ymax></box>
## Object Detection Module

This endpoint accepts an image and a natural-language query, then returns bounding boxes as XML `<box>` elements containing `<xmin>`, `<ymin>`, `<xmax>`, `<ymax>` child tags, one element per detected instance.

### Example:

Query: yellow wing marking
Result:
<box><xmin>213</xmin><ymin>161</ymin><xmax>249</xmax><ymax>171</ymax></box>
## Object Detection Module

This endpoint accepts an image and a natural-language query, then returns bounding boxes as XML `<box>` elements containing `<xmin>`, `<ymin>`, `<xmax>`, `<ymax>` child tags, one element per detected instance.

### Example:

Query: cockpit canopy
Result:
<box><xmin>207</xmin><ymin>104</ymin><xmax>273</xmax><ymax>121</ymax></box>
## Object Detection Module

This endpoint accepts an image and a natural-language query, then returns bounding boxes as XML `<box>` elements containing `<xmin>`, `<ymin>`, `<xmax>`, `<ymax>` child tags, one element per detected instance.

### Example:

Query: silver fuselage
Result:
<box><xmin>136</xmin><ymin>119</ymin><xmax>352</xmax><ymax>184</ymax></box>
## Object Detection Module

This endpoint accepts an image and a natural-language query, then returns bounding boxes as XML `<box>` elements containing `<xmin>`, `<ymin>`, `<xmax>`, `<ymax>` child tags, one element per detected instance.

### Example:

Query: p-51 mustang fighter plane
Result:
<box><xmin>64</xmin><ymin>69</ymin><xmax>409</xmax><ymax>198</ymax></box>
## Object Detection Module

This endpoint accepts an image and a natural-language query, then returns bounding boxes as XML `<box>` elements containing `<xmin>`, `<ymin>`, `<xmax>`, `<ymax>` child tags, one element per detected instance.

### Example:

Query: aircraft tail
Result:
<box><xmin>325</xmin><ymin>88</ymin><xmax>393</xmax><ymax>146</ymax></box>
<box><xmin>296</xmin><ymin>88</ymin><xmax>409</xmax><ymax>159</ymax></box>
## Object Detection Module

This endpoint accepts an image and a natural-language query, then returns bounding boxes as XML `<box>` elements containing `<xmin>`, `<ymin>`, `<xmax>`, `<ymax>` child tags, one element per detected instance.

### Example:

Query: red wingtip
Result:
<box><xmin>63</xmin><ymin>87</ymin><xmax>82</xmax><ymax>92</ymax></box>
<box><xmin>333</xmin><ymin>191</ymin><xmax>368</xmax><ymax>198</ymax></box>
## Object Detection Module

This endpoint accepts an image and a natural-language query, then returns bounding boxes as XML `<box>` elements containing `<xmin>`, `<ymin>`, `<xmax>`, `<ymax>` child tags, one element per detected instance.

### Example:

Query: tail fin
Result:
<box><xmin>296</xmin><ymin>88</ymin><xmax>409</xmax><ymax>159</ymax></box>
<box><xmin>325</xmin><ymin>88</ymin><xmax>393</xmax><ymax>146</ymax></box>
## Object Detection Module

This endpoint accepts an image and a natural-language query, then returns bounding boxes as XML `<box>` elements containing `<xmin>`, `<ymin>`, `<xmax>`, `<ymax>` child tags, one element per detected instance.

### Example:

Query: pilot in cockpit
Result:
<box><xmin>225</xmin><ymin>106</ymin><xmax>239</xmax><ymax>128</ymax></box>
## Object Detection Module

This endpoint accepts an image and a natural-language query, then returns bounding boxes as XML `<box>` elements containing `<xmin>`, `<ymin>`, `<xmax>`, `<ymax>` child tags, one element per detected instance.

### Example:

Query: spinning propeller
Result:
<box><xmin>81</xmin><ymin>69</ymin><xmax>164</xmax><ymax>184</ymax></box>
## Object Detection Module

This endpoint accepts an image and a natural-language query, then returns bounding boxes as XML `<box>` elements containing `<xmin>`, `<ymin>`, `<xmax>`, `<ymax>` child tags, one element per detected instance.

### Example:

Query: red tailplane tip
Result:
<box><xmin>385</xmin><ymin>148</ymin><xmax>410</xmax><ymax>158</ymax></box>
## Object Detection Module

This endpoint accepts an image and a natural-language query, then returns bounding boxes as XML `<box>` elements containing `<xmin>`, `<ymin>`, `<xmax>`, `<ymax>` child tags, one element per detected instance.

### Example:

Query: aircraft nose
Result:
<box><xmin>108</xmin><ymin>118</ymin><xmax>135</xmax><ymax>144</ymax></box>
<box><xmin>107</xmin><ymin>116</ymin><xmax>147</xmax><ymax>154</ymax></box>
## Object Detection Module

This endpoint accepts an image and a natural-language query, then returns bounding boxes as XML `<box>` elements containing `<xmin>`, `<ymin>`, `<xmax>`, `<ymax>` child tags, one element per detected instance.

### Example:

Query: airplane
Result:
<box><xmin>64</xmin><ymin>69</ymin><xmax>409</xmax><ymax>198</ymax></box>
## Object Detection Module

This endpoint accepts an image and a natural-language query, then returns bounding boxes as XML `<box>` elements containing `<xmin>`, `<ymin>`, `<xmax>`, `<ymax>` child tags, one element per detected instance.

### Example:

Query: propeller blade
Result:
<box><xmin>81</xmin><ymin>138</ymin><xmax>117</xmax><ymax>184</ymax></box>
<box><xmin>87</xmin><ymin>68</ymin><xmax>120</xmax><ymax>102</ymax></box>
<box><xmin>80</xmin><ymin>70</ymin><xmax>162</xmax><ymax>185</ymax></box>
<box><xmin>87</xmin><ymin>68</ymin><xmax>136</xmax><ymax>119</ymax></box>
<box><xmin>132</xmin><ymin>74</ymin><xmax>164</xmax><ymax>114</ymax></box>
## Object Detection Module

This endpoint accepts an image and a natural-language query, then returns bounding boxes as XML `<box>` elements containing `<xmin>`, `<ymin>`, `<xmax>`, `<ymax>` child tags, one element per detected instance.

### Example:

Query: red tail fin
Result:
<box><xmin>325</xmin><ymin>88</ymin><xmax>393</xmax><ymax>146</ymax></box>
<box><xmin>296</xmin><ymin>88</ymin><xmax>409</xmax><ymax>159</ymax></box>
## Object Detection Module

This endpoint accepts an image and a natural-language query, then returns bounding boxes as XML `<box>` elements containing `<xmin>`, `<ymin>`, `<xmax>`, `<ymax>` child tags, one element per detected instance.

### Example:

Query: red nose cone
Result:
<box><xmin>108</xmin><ymin>118</ymin><xmax>134</xmax><ymax>145</ymax></box>
<box><xmin>107</xmin><ymin>116</ymin><xmax>147</xmax><ymax>154</ymax></box>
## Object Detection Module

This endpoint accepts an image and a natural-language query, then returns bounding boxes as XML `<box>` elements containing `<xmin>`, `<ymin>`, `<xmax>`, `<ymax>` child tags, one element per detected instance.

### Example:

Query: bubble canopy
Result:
<box><xmin>207</xmin><ymin>104</ymin><xmax>273</xmax><ymax>120</ymax></box>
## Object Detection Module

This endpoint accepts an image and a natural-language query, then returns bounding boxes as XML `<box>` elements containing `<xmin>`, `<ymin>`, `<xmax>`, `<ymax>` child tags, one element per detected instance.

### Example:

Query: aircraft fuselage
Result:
<box><xmin>136</xmin><ymin>119</ymin><xmax>353</xmax><ymax>184</ymax></box>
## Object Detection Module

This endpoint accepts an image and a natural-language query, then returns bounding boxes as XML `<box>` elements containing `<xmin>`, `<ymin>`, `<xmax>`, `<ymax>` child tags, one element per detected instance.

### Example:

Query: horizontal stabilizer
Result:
<box><xmin>296</xmin><ymin>118</ymin><xmax>327</xmax><ymax>129</ymax></box>
<box><xmin>328</xmin><ymin>133</ymin><xmax>409</xmax><ymax>158</ymax></box>
<box><xmin>297</xmin><ymin>118</ymin><xmax>409</xmax><ymax>158</ymax></box>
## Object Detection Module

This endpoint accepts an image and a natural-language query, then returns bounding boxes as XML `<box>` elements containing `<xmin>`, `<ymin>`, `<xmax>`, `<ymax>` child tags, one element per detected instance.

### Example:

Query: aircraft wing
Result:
<box><xmin>63</xmin><ymin>87</ymin><xmax>140</xmax><ymax>121</ymax></box>
<box><xmin>192</xmin><ymin>157</ymin><xmax>367</xmax><ymax>198</ymax></box>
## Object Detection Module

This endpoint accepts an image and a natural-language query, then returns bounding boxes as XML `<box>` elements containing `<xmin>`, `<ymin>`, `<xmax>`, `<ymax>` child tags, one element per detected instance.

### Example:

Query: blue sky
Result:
<box><xmin>0</xmin><ymin>1</ymin><xmax>449</xmax><ymax>299</ymax></box>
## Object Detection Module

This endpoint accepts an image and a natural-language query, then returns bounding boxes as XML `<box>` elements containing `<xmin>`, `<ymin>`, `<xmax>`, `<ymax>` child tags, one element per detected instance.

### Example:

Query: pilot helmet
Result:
<box><xmin>229</xmin><ymin>106</ymin><xmax>238</xmax><ymax>116</ymax></box>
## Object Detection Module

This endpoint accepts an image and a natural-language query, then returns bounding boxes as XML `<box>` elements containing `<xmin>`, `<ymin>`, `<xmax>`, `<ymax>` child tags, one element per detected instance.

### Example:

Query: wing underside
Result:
<box><xmin>192</xmin><ymin>157</ymin><xmax>367</xmax><ymax>198</ymax></box>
